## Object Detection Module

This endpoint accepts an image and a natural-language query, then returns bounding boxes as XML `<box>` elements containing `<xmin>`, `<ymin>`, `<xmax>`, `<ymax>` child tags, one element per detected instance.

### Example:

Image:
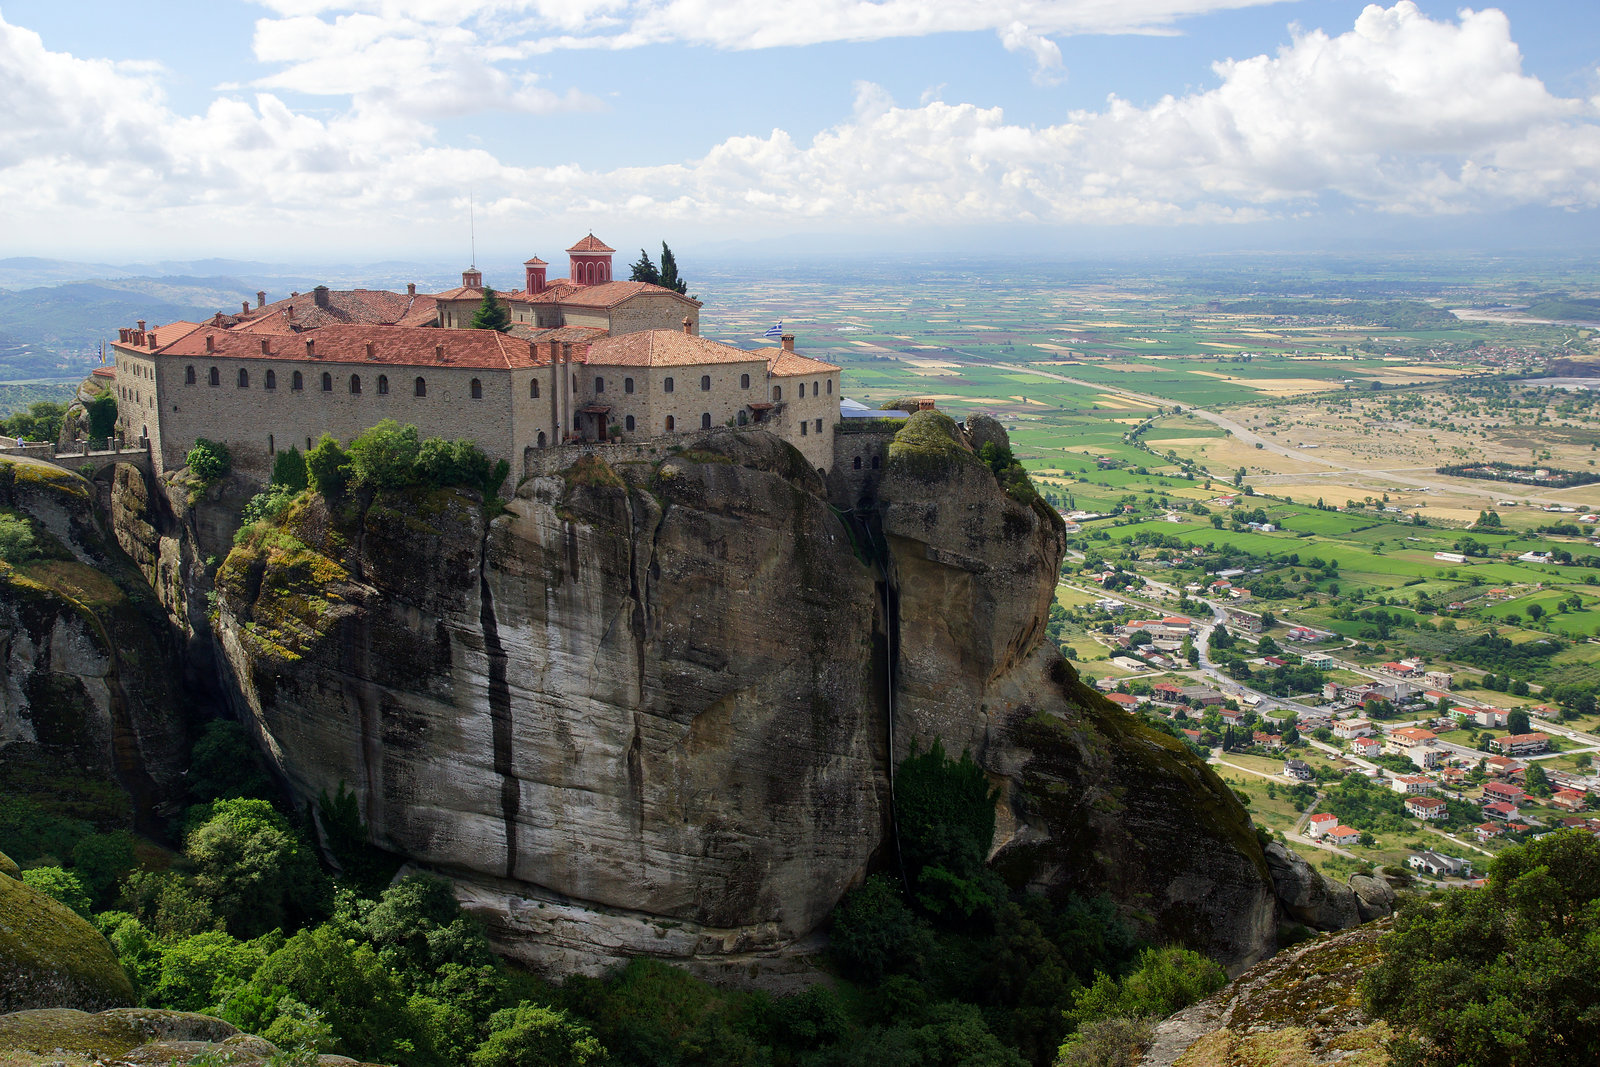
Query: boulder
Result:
<box><xmin>0</xmin><ymin>1008</ymin><xmax>261</xmax><ymax>1067</ymax></box>
<box><xmin>0</xmin><ymin>850</ymin><xmax>19</xmax><ymax>880</ymax></box>
<box><xmin>0</xmin><ymin>873</ymin><xmax>134</xmax><ymax>1012</ymax></box>
<box><xmin>964</xmin><ymin>413</ymin><xmax>1011</xmax><ymax>457</ymax></box>
<box><xmin>1348</xmin><ymin>872</ymin><xmax>1397</xmax><ymax>923</ymax></box>
<box><xmin>1263</xmin><ymin>842</ymin><xmax>1361</xmax><ymax>931</ymax></box>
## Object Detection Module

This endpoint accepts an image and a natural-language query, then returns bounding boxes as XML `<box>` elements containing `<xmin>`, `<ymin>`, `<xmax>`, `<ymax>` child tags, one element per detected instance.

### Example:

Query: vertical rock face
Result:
<box><xmin>126</xmin><ymin>422</ymin><xmax>1333</xmax><ymax>979</ymax></box>
<box><xmin>0</xmin><ymin>459</ymin><xmax>188</xmax><ymax>817</ymax></box>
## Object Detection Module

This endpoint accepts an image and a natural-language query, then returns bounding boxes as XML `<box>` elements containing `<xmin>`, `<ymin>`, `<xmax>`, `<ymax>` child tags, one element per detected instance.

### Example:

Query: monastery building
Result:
<box><xmin>109</xmin><ymin>235</ymin><xmax>841</xmax><ymax>477</ymax></box>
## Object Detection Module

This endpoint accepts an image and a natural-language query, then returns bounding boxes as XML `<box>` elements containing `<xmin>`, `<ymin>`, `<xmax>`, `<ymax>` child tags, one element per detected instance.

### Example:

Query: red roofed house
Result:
<box><xmin>1390</xmin><ymin>775</ymin><xmax>1433</xmax><ymax>795</ymax></box>
<box><xmin>1489</xmin><ymin>733</ymin><xmax>1551</xmax><ymax>756</ymax></box>
<box><xmin>1333</xmin><ymin>719</ymin><xmax>1374</xmax><ymax>740</ymax></box>
<box><xmin>1387</xmin><ymin>727</ymin><xmax>1437</xmax><ymax>750</ymax></box>
<box><xmin>107</xmin><ymin>236</ymin><xmax>846</xmax><ymax>477</ymax></box>
<box><xmin>1552</xmin><ymin>790</ymin><xmax>1587</xmax><ymax>812</ymax></box>
<box><xmin>1482</xmin><ymin>781</ymin><xmax>1525</xmax><ymax>803</ymax></box>
<box><xmin>1475</xmin><ymin>823</ymin><xmax>1504</xmax><ymax>841</ymax></box>
<box><xmin>1105</xmin><ymin>692</ymin><xmax>1140</xmax><ymax>711</ymax></box>
<box><xmin>1406</xmin><ymin>796</ymin><xmax>1447</xmax><ymax>820</ymax></box>
<box><xmin>1485</xmin><ymin>755</ymin><xmax>1522</xmax><ymax>776</ymax></box>
<box><xmin>1328</xmin><ymin>825</ymin><xmax>1361</xmax><ymax>846</ymax></box>
<box><xmin>1483</xmin><ymin>801</ymin><xmax>1520</xmax><ymax>821</ymax></box>
<box><xmin>1350</xmin><ymin>736</ymin><xmax>1383</xmax><ymax>758</ymax></box>
<box><xmin>1152</xmin><ymin>682</ymin><xmax>1185</xmax><ymax>704</ymax></box>
<box><xmin>1307</xmin><ymin>813</ymin><xmax>1339</xmax><ymax>838</ymax></box>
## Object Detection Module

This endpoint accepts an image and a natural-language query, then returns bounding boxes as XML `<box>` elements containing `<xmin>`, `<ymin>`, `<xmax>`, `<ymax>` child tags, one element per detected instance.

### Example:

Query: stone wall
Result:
<box><xmin>827</xmin><ymin>426</ymin><xmax>898</xmax><ymax>505</ymax></box>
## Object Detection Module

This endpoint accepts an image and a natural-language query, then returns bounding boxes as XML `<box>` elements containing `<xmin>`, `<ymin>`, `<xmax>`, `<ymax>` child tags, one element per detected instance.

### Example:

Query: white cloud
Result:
<box><xmin>1</xmin><ymin>2</ymin><xmax>1598</xmax><ymax>256</ymax></box>
<box><xmin>998</xmin><ymin>22</ymin><xmax>1066</xmax><ymax>86</ymax></box>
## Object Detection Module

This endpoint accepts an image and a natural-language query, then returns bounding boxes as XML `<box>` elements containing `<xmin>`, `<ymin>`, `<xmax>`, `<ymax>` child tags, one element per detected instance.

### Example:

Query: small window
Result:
<box><xmin>740</xmin><ymin>373</ymin><xmax>750</xmax><ymax>389</ymax></box>
<box><xmin>350</xmin><ymin>375</ymin><xmax>361</xmax><ymax>394</ymax></box>
<box><xmin>624</xmin><ymin>377</ymin><xmax>634</xmax><ymax>394</ymax></box>
<box><xmin>665</xmin><ymin>415</ymin><xmax>675</xmax><ymax>431</ymax></box>
<box><xmin>773</xmin><ymin>385</ymin><xmax>782</xmax><ymax>401</ymax></box>
<box><xmin>801</xmin><ymin>422</ymin><xmax>808</xmax><ymax>436</ymax></box>
<box><xmin>415</xmin><ymin>376</ymin><xmax>426</xmax><ymax>397</ymax></box>
<box><xmin>813</xmin><ymin>380</ymin><xmax>819</xmax><ymax>395</ymax></box>
<box><xmin>625</xmin><ymin>415</ymin><xmax>635</xmax><ymax>431</ymax></box>
<box><xmin>264</xmin><ymin>369</ymin><xmax>276</xmax><ymax>390</ymax></box>
<box><xmin>306</xmin><ymin>437</ymin><xmax>313</xmax><ymax>451</ymax></box>
<box><xmin>292</xmin><ymin>371</ymin><xmax>303</xmax><ymax>391</ymax></box>
<box><xmin>827</xmin><ymin>379</ymin><xmax>834</xmax><ymax>394</ymax></box>
<box><xmin>268</xmin><ymin>434</ymin><xmax>275</xmax><ymax>455</ymax></box>
<box><xmin>872</xmin><ymin>455</ymin><xmax>881</xmax><ymax>469</ymax></box>
<box><xmin>209</xmin><ymin>367</ymin><xmax>220</xmax><ymax>386</ymax></box>
<box><xmin>238</xmin><ymin>368</ymin><xmax>249</xmax><ymax>387</ymax></box>
<box><xmin>799</xmin><ymin>383</ymin><xmax>806</xmax><ymax>398</ymax></box>
<box><xmin>853</xmin><ymin>456</ymin><xmax>862</xmax><ymax>470</ymax></box>
<box><xmin>536</xmin><ymin>431</ymin><xmax>547</xmax><ymax>448</ymax></box>
<box><xmin>664</xmin><ymin>377</ymin><xmax>674</xmax><ymax>393</ymax></box>
<box><xmin>530</xmin><ymin>379</ymin><xmax>539</xmax><ymax>399</ymax></box>
<box><xmin>574</xmin><ymin>414</ymin><xmax>581</xmax><ymax>430</ymax></box>
<box><xmin>321</xmin><ymin>372</ymin><xmax>332</xmax><ymax>391</ymax></box>
<box><xmin>815</xmin><ymin>418</ymin><xmax>822</xmax><ymax>433</ymax></box>
<box><xmin>471</xmin><ymin>378</ymin><xmax>483</xmax><ymax>399</ymax></box>
<box><xmin>700</xmin><ymin>375</ymin><xmax>711</xmax><ymax>391</ymax></box>
<box><xmin>701</xmin><ymin>412</ymin><xmax>711</xmax><ymax>429</ymax></box>
<box><xmin>737</xmin><ymin>410</ymin><xmax>748</xmax><ymax>426</ymax></box>
<box><xmin>185</xmin><ymin>366</ymin><xmax>196</xmax><ymax>385</ymax></box>
<box><xmin>595</xmin><ymin>376</ymin><xmax>605</xmax><ymax>393</ymax></box>
<box><xmin>377</xmin><ymin>374</ymin><xmax>388</xmax><ymax>395</ymax></box>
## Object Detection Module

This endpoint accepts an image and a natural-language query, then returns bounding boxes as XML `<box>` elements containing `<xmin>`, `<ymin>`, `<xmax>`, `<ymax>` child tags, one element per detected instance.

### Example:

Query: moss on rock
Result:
<box><xmin>0</xmin><ymin>852</ymin><xmax>18</xmax><ymax>880</ymax></box>
<box><xmin>0</xmin><ymin>1008</ymin><xmax>257</xmax><ymax>1067</ymax></box>
<box><xmin>886</xmin><ymin>410</ymin><xmax>984</xmax><ymax>481</ymax></box>
<box><xmin>0</xmin><ymin>873</ymin><xmax>133</xmax><ymax>1012</ymax></box>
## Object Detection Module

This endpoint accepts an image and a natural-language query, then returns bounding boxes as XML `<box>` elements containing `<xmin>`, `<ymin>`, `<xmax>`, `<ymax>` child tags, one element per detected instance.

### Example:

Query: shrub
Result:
<box><xmin>187</xmin><ymin>437</ymin><xmax>232</xmax><ymax>481</ymax></box>
<box><xmin>472</xmin><ymin>1003</ymin><xmax>606</xmax><ymax>1067</ymax></box>
<box><xmin>828</xmin><ymin>874</ymin><xmax>933</xmax><ymax>981</ymax></box>
<box><xmin>347</xmin><ymin>419</ymin><xmax>420</xmax><ymax>489</ymax></box>
<box><xmin>22</xmin><ymin>865</ymin><xmax>94</xmax><ymax>916</ymax></box>
<box><xmin>0</xmin><ymin>511</ymin><xmax>41</xmax><ymax>564</ymax></box>
<box><xmin>272</xmin><ymin>447</ymin><xmax>309</xmax><ymax>491</ymax></box>
<box><xmin>1063</xmin><ymin>945</ymin><xmax>1226</xmax><ymax>1032</ymax></box>
<box><xmin>306</xmin><ymin>434</ymin><xmax>352</xmax><ymax>497</ymax></box>
<box><xmin>241</xmin><ymin>485</ymin><xmax>298</xmax><ymax>527</ymax></box>
<box><xmin>185</xmin><ymin>798</ymin><xmax>328</xmax><ymax>939</ymax></box>
<box><xmin>86</xmin><ymin>394</ymin><xmax>118</xmax><ymax>440</ymax></box>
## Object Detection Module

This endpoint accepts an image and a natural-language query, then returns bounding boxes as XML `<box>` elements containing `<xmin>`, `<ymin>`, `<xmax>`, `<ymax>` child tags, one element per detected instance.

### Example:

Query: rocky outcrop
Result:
<box><xmin>0</xmin><ymin>1008</ymin><xmax>297</xmax><ymax>1067</ymax></box>
<box><xmin>1348</xmin><ymin>873</ymin><xmax>1397</xmax><ymax>923</ymax></box>
<box><xmin>0</xmin><ymin>850</ymin><xmax>19</xmax><ymax>880</ymax></box>
<box><xmin>1263</xmin><ymin>842</ymin><xmax>1361</xmax><ymax>931</ymax></box>
<box><xmin>0</xmin><ymin>458</ymin><xmax>189</xmax><ymax>821</ymax></box>
<box><xmin>1138</xmin><ymin>921</ymin><xmax>1392</xmax><ymax>1067</ymax></box>
<box><xmin>0</xmin><ymin>871</ymin><xmax>135</xmax><ymax>1012</ymax></box>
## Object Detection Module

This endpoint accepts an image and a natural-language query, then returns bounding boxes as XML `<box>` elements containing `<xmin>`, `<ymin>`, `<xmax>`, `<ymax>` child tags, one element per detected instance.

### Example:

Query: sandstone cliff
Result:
<box><xmin>147</xmin><ymin>418</ymin><xmax>1349</xmax><ymax>983</ymax></box>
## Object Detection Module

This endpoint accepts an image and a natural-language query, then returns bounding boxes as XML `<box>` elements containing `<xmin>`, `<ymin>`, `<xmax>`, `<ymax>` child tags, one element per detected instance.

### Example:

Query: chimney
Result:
<box><xmin>561</xmin><ymin>342</ymin><xmax>572</xmax><ymax>364</ymax></box>
<box><xmin>435</xmin><ymin>344</ymin><xmax>445</xmax><ymax>362</ymax></box>
<box><xmin>781</xmin><ymin>333</ymin><xmax>794</xmax><ymax>353</ymax></box>
<box><xmin>118</xmin><ymin>328</ymin><xmax>128</xmax><ymax>343</ymax></box>
<box><xmin>257</xmin><ymin>291</ymin><xmax>266</xmax><ymax>309</ymax></box>
<box><xmin>148</xmin><ymin>333</ymin><xmax>157</xmax><ymax>349</ymax></box>
<box><xmin>313</xmin><ymin>285</ymin><xmax>330</xmax><ymax>309</ymax></box>
<box><xmin>242</xmin><ymin>301</ymin><xmax>251</xmax><ymax>314</ymax></box>
<box><xmin>137</xmin><ymin>320</ymin><xmax>146</xmax><ymax>331</ymax></box>
<box><xmin>260</xmin><ymin>339</ymin><xmax>270</xmax><ymax>355</ymax></box>
<box><xmin>365</xmin><ymin>342</ymin><xmax>375</xmax><ymax>359</ymax></box>
<box><xmin>305</xmin><ymin>339</ymin><xmax>315</xmax><ymax>357</ymax></box>
<box><xmin>205</xmin><ymin>335</ymin><xmax>215</xmax><ymax>353</ymax></box>
<box><xmin>406</xmin><ymin>282</ymin><xmax>416</xmax><ymax>297</ymax></box>
<box><xmin>682</xmin><ymin>316</ymin><xmax>692</xmax><ymax>335</ymax></box>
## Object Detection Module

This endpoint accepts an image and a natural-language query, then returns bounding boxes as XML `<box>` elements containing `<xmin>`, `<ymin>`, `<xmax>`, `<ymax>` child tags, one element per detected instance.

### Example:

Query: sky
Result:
<box><xmin>1</xmin><ymin>1</ymin><xmax>1599</xmax><ymax>264</ymax></box>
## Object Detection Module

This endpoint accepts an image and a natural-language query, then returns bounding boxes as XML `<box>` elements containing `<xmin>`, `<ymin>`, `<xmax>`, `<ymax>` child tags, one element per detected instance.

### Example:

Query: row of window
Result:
<box><xmin>798</xmin><ymin>418</ymin><xmax>825</xmax><ymax>436</ymax></box>
<box><xmin>186</xmin><ymin>365</ymin><xmax>479</xmax><ymax>399</ymax></box>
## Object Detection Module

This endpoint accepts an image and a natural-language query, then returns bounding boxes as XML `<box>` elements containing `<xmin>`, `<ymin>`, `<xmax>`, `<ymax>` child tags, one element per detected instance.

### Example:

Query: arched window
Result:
<box><xmin>530</xmin><ymin>379</ymin><xmax>539</xmax><ymax>399</ymax></box>
<box><xmin>595</xmin><ymin>376</ymin><xmax>605</xmax><ymax>393</ymax></box>
<box><xmin>292</xmin><ymin>371</ymin><xmax>303</xmax><ymax>391</ymax></box>
<box><xmin>740</xmin><ymin>373</ymin><xmax>750</xmax><ymax>389</ymax></box>
<box><xmin>415</xmin><ymin>376</ymin><xmax>426</xmax><ymax>397</ymax></box>
<box><xmin>625</xmin><ymin>415</ymin><xmax>635</xmax><ymax>431</ymax></box>
<box><xmin>813</xmin><ymin>380</ymin><xmax>820</xmax><ymax>395</ymax></box>
<box><xmin>264</xmin><ymin>369</ymin><xmax>276</xmax><ymax>390</ymax></box>
<box><xmin>350</xmin><ymin>375</ymin><xmax>361</xmax><ymax>394</ymax></box>
<box><xmin>209</xmin><ymin>367</ymin><xmax>219</xmax><ymax>386</ymax></box>
<box><xmin>624</xmin><ymin>377</ymin><xmax>634</xmax><ymax>394</ymax></box>
<box><xmin>573</xmin><ymin>414</ymin><xmax>581</xmax><ymax>430</ymax></box>
<box><xmin>701</xmin><ymin>412</ymin><xmax>711</xmax><ymax>429</ymax></box>
<box><xmin>471</xmin><ymin>378</ymin><xmax>483</xmax><ymax>399</ymax></box>
<box><xmin>238</xmin><ymin>368</ymin><xmax>249</xmax><ymax>387</ymax></box>
<box><xmin>185</xmin><ymin>366</ymin><xmax>196</xmax><ymax>385</ymax></box>
<box><xmin>773</xmin><ymin>385</ymin><xmax>782</xmax><ymax>401</ymax></box>
<box><xmin>700</xmin><ymin>375</ymin><xmax>711</xmax><ymax>391</ymax></box>
<box><xmin>377</xmin><ymin>375</ymin><xmax>389</xmax><ymax>395</ymax></box>
<box><xmin>664</xmin><ymin>377</ymin><xmax>674</xmax><ymax>393</ymax></box>
<box><xmin>827</xmin><ymin>379</ymin><xmax>834</xmax><ymax>394</ymax></box>
<box><xmin>799</xmin><ymin>383</ymin><xmax>806</xmax><ymax>398</ymax></box>
<box><xmin>321</xmin><ymin>372</ymin><xmax>332</xmax><ymax>391</ymax></box>
<box><xmin>853</xmin><ymin>456</ymin><xmax>862</xmax><ymax>470</ymax></box>
<box><xmin>665</xmin><ymin>415</ymin><xmax>675</xmax><ymax>432</ymax></box>
<box><xmin>536</xmin><ymin>431</ymin><xmax>547</xmax><ymax>448</ymax></box>
<box><xmin>871</xmin><ymin>455</ymin><xmax>881</xmax><ymax>469</ymax></box>
<box><xmin>737</xmin><ymin>410</ymin><xmax>748</xmax><ymax>426</ymax></box>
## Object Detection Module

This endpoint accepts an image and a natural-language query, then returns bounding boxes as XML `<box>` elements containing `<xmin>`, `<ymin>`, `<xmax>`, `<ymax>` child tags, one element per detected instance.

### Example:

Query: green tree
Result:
<box><xmin>347</xmin><ymin>420</ymin><xmax>421</xmax><ymax>489</ymax></box>
<box><xmin>1362</xmin><ymin>830</ymin><xmax>1600</xmax><ymax>1066</ymax></box>
<box><xmin>86</xmin><ymin>394</ymin><xmax>118</xmax><ymax>441</ymax></box>
<box><xmin>186</xmin><ymin>798</ymin><xmax>327</xmax><ymax>939</ymax></box>
<box><xmin>470</xmin><ymin>288</ymin><xmax>512</xmax><ymax>333</ymax></box>
<box><xmin>150</xmin><ymin>929</ymin><xmax>271</xmax><ymax>1012</ymax></box>
<box><xmin>271</xmin><ymin>447</ymin><xmax>309</xmax><ymax>491</ymax></box>
<box><xmin>186</xmin><ymin>720</ymin><xmax>272</xmax><ymax>803</ymax></box>
<box><xmin>187</xmin><ymin>437</ymin><xmax>232</xmax><ymax>481</ymax></box>
<box><xmin>628</xmin><ymin>250</ymin><xmax>660</xmax><ymax>285</ymax></box>
<box><xmin>472</xmin><ymin>1003</ymin><xmax>607</xmax><ymax>1067</ymax></box>
<box><xmin>70</xmin><ymin>830</ymin><xmax>137</xmax><ymax>904</ymax></box>
<box><xmin>21</xmin><ymin>866</ymin><xmax>93</xmax><ymax>916</ymax></box>
<box><xmin>657</xmin><ymin>243</ymin><xmax>688</xmax><ymax>295</ymax></box>
<box><xmin>895</xmin><ymin>740</ymin><xmax>1001</xmax><ymax>922</ymax></box>
<box><xmin>827</xmin><ymin>874</ymin><xmax>932</xmax><ymax>981</ymax></box>
<box><xmin>1</xmin><ymin>400</ymin><xmax>67</xmax><ymax>443</ymax></box>
<box><xmin>1524</xmin><ymin>762</ymin><xmax>1552</xmax><ymax>798</ymax></box>
<box><xmin>306</xmin><ymin>434</ymin><xmax>352</xmax><ymax>496</ymax></box>
<box><xmin>1061</xmin><ymin>945</ymin><xmax>1226</xmax><ymax>1034</ymax></box>
<box><xmin>1508</xmin><ymin>709</ymin><xmax>1531</xmax><ymax>736</ymax></box>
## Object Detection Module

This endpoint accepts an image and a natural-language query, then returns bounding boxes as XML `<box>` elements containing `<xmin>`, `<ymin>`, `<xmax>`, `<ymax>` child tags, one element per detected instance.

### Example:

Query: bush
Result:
<box><xmin>1055</xmin><ymin>1016</ymin><xmax>1154</xmax><ymax>1067</ymax></box>
<box><xmin>348</xmin><ymin>420</ymin><xmax>421</xmax><ymax>489</ymax></box>
<box><xmin>22</xmin><ymin>865</ymin><xmax>93</xmax><ymax>916</ymax></box>
<box><xmin>187</xmin><ymin>437</ymin><xmax>232</xmax><ymax>481</ymax></box>
<box><xmin>186</xmin><ymin>720</ymin><xmax>273</xmax><ymax>803</ymax></box>
<box><xmin>70</xmin><ymin>830</ymin><xmax>137</xmax><ymax>903</ymax></box>
<box><xmin>895</xmin><ymin>740</ymin><xmax>1001</xmax><ymax>921</ymax></box>
<box><xmin>86</xmin><ymin>394</ymin><xmax>118</xmax><ymax>440</ymax></box>
<box><xmin>0</xmin><ymin>511</ymin><xmax>41</xmax><ymax>564</ymax></box>
<box><xmin>306</xmin><ymin>434</ymin><xmax>352</xmax><ymax>497</ymax></box>
<box><xmin>272</xmin><ymin>447</ymin><xmax>309</xmax><ymax>491</ymax></box>
<box><xmin>472</xmin><ymin>1003</ymin><xmax>606</xmax><ymax>1067</ymax></box>
<box><xmin>829</xmin><ymin>874</ymin><xmax>933</xmax><ymax>981</ymax></box>
<box><xmin>241</xmin><ymin>484</ymin><xmax>298</xmax><ymax>527</ymax></box>
<box><xmin>1063</xmin><ymin>946</ymin><xmax>1226</xmax><ymax>1033</ymax></box>
<box><xmin>185</xmin><ymin>798</ymin><xmax>328</xmax><ymax>939</ymax></box>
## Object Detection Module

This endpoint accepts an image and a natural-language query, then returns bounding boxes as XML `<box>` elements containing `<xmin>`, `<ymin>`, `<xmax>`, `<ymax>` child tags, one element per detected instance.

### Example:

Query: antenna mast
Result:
<box><xmin>469</xmin><ymin>191</ymin><xmax>476</xmax><ymax>268</ymax></box>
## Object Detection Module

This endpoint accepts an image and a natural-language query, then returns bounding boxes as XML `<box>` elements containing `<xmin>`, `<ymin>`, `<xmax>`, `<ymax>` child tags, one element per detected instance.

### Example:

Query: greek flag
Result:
<box><xmin>763</xmin><ymin>321</ymin><xmax>783</xmax><ymax>339</ymax></box>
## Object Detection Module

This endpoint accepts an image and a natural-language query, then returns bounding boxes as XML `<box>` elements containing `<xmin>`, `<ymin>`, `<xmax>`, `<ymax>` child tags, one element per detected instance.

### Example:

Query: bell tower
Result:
<box><xmin>524</xmin><ymin>256</ymin><xmax>547</xmax><ymax>295</ymax></box>
<box><xmin>566</xmin><ymin>233</ymin><xmax>615</xmax><ymax>286</ymax></box>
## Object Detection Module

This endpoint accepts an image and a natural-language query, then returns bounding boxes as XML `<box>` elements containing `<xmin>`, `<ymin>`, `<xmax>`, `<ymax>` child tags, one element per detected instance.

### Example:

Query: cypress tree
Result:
<box><xmin>629</xmin><ymin>250</ymin><xmax>659</xmax><ymax>284</ymax></box>
<box><xmin>470</xmin><ymin>287</ymin><xmax>512</xmax><ymax>333</ymax></box>
<box><xmin>658</xmin><ymin>243</ymin><xmax>688</xmax><ymax>295</ymax></box>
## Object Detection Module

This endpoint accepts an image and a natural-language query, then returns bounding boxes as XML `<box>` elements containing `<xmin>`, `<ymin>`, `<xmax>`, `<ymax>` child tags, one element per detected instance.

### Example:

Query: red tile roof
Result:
<box><xmin>155</xmin><ymin>324</ymin><xmax>541</xmax><ymax>370</ymax></box>
<box><xmin>567</xmin><ymin>233</ymin><xmax>615</xmax><ymax>253</ymax></box>
<box><xmin>509</xmin><ymin>280</ymin><xmax>700</xmax><ymax>310</ymax></box>
<box><xmin>761</xmin><ymin>349</ymin><xmax>843</xmax><ymax>376</ymax></box>
<box><xmin>234</xmin><ymin>290</ymin><xmax>439</xmax><ymax>333</ymax></box>
<box><xmin>586</xmin><ymin>330</ymin><xmax>767</xmax><ymax>369</ymax></box>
